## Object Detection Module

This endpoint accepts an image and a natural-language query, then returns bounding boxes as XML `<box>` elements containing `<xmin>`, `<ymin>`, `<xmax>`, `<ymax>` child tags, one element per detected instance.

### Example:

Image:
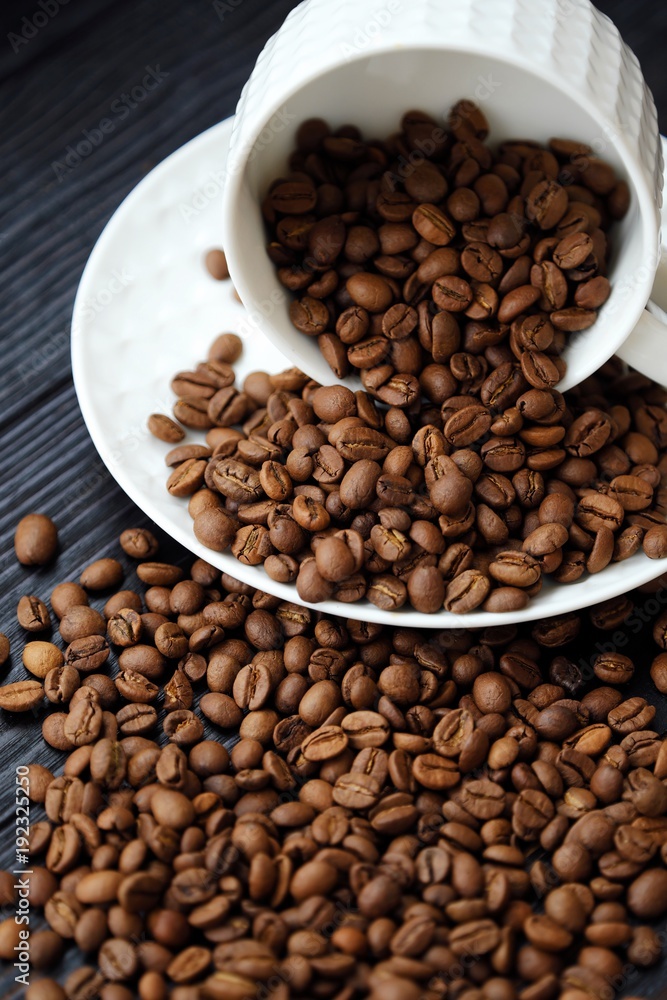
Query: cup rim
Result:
<box><xmin>223</xmin><ymin>40</ymin><xmax>661</xmax><ymax>389</ymax></box>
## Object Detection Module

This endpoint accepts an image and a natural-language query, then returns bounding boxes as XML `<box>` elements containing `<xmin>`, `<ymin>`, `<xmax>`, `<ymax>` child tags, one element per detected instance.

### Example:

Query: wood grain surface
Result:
<box><xmin>0</xmin><ymin>0</ymin><xmax>666</xmax><ymax>995</ymax></box>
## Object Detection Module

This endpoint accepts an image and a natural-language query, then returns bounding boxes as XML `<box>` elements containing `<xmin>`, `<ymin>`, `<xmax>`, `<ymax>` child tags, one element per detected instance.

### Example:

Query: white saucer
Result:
<box><xmin>71</xmin><ymin>122</ymin><xmax>667</xmax><ymax>627</ymax></box>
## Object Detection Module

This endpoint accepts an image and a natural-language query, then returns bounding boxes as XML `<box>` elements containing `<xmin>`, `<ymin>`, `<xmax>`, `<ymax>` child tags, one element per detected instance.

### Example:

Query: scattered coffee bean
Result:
<box><xmin>17</xmin><ymin>595</ymin><xmax>51</xmax><ymax>632</ymax></box>
<box><xmin>119</xmin><ymin>528</ymin><xmax>160</xmax><ymax>560</ymax></box>
<box><xmin>205</xmin><ymin>248</ymin><xmax>230</xmax><ymax>281</ymax></box>
<box><xmin>80</xmin><ymin>558</ymin><xmax>124</xmax><ymax>591</ymax></box>
<box><xmin>0</xmin><ymin>679</ymin><xmax>44</xmax><ymax>712</ymax></box>
<box><xmin>14</xmin><ymin>513</ymin><xmax>58</xmax><ymax>566</ymax></box>
<box><xmin>50</xmin><ymin>582</ymin><xmax>89</xmax><ymax>619</ymax></box>
<box><xmin>209</xmin><ymin>332</ymin><xmax>243</xmax><ymax>363</ymax></box>
<box><xmin>22</xmin><ymin>641</ymin><xmax>64</xmax><ymax>679</ymax></box>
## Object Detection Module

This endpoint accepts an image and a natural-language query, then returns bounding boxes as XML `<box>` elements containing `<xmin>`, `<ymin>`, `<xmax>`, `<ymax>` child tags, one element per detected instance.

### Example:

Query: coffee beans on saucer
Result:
<box><xmin>153</xmin><ymin>331</ymin><xmax>667</xmax><ymax>614</ymax></box>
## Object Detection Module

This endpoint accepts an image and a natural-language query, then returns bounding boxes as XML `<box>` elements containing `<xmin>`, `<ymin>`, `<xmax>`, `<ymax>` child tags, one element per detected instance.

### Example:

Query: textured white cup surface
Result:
<box><xmin>223</xmin><ymin>0</ymin><xmax>664</xmax><ymax>391</ymax></box>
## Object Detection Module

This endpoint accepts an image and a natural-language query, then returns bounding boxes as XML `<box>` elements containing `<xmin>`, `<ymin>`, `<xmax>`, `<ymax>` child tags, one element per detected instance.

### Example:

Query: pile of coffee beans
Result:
<box><xmin>262</xmin><ymin>102</ymin><xmax>627</xmax><ymax>388</ymax></box>
<box><xmin>1</xmin><ymin>522</ymin><xmax>667</xmax><ymax>1000</ymax></box>
<box><xmin>150</xmin><ymin>330</ymin><xmax>667</xmax><ymax>614</ymax></box>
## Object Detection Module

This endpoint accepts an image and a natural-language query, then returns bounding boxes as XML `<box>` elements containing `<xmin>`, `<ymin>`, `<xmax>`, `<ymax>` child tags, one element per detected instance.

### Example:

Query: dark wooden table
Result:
<box><xmin>1</xmin><ymin>0</ymin><xmax>667</xmax><ymax>995</ymax></box>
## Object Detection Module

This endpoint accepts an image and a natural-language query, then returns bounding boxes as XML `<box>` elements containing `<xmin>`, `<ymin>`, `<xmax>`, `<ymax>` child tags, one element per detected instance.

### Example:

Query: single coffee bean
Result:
<box><xmin>148</xmin><ymin>413</ymin><xmax>186</xmax><ymax>443</ymax></box>
<box><xmin>627</xmin><ymin>869</ymin><xmax>667</xmax><ymax>919</ymax></box>
<box><xmin>119</xmin><ymin>527</ymin><xmax>159</xmax><ymax>559</ymax></box>
<box><xmin>50</xmin><ymin>583</ymin><xmax>90</xmax><ymax>620</ymax></box>
<box><xmin>64</xmin><ymin>700</ymin><xmax>103</xmax><ymax>746</ymax></box>
<box><xmin>64</xmin><ymin>634</ymin><xmax>110</xmax><ymax>673</ymax></box>
<box><xmin>107</xmin><ymin>609</ymin><xmax>143</xmax><ymax>648</ymax></box>
<box><xmin>346</xmin><ymin>273</ymin><xmax>393</xmax><ymax>313</ymax></box>
<box><xmin>23</xmin><ymin>641</ymin><xmax>64</xmax><ymax>678</ymax></box>
<box><xmin>45</xmin><ymin>666</ymin><xmax>80</xmax><ymax>705</ymax></box>
<box><xmin>643</xmin><ymin>524</ymin><xmax>667</xmax><ymax>559</ymax></box>
<box><xmin>444</xmin><ymin>570</ymin><xmax>490</xmax><ymax>613</ymax></box>
<box><xmin>0</xmin><ymin>679</ymin><xmax>44</xmax><ymax>712</ymax></box>
<box><xmin>42</xmin><ymin>713</ymin><xmax>73</xmax><ymax>749</ymax></box>
<box><xmin>17</xmin><ymin>595</ymin><xmax>51</xmax><ymax>632</ymax></box>
<box><xmin>594</xmin><ymin>653</ymin><xmax>635</xmax><ymax>685</ymax></box>
<box><xmin>205</xmin><ymin>248</ymin><xmax>229</xmax><ymax>280</ymax></box>
<box><xmin>59</xmin><ymin>606</ymin><xmax>107</xmax><ymax>645</ymax></box>
<box><xmin>44</xmin><ymin>890</ymin><xmax>83</xmax><ymax>938</ymax></box>
<box><xmin>526</xmin><ymin>178</ymin><xmax>568</xmax><ymax>229</ymax></box>
<box><xmin>80</xmin><ymin>558</ymin><xmax>124</xmax><ymax>591</ymax></box>
<box><xmin>14</xmin><ymin>513</ymin><xmax>58</xmax><ymax>565</ymax></box>
<box><xmin>115</xmin><ymin>669</ymin><xmax>159</xmax><ymax>703</ymax></box>
<box><xmin>118</xmin><ymin>645</ymin><xmax>166</xmax><ymax>680</ymax></box>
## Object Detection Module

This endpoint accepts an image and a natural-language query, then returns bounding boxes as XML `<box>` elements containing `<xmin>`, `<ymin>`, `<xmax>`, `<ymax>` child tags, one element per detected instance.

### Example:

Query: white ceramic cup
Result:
<box><xmin>222</xmin><ymin>0</ymin><xmax>666</xmax><ymax>392</ymax></box>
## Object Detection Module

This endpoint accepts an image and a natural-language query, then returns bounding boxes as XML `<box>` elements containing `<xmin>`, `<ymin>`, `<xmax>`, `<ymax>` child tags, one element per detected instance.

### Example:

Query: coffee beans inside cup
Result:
<box><xmin>262</xmin><ymin>101</ymin><xmax>627</xmax><ymax>389</ymax></box>
<box><xmin>2</xmin><ymin>525</ymin><xmax>667</xmax><ymax>999</ymax></box>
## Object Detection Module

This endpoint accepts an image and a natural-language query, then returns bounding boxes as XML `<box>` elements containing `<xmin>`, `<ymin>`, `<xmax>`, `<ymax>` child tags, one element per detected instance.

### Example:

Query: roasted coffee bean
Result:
<box><xmin>90</xmin><ymin>740</ymin><xmax>127</xmax><ymax>789</ymax></box>
<box><xmin>643</xmin><ymin>524</ymin><xmax>667</xmax><ymax>559</ymax></box>
<box><xmin>526</xmin><ymin>178</ymin><xmax>569</xmax><ymax>229</ymax></box>
<box><xmin>445</xmin><ymin>570</ymin><xmax>490</xmax><ymax>613</ymax></box>
<box><xmin>118</xmin><ymin>645</ymin><xmax>166</xmax><ymax>680</ymax></box>
<box><xmin>138</xmin><ymin>563</ymin><xmax>185</xmax><ymax>588</ymax></box>
<box><xmin>64</xmin><ymin>700</ymin><xmax>103</xmax><ymax>746</ymax></box>
<box><xmin>627</xmin><ymin>869</ymin><xmax>667</xmax><ymax>919</ymax></box>
<box><xmin>148</xmin><ymin>413</ymin><xmax>186</xmax><ymax>443</ymax></box>
<box><xmin>80</xmin><ymin>558</ymin><xmax>124</xmax><ymax>591</ymax></box>
<box><xmin>24</xmin><ymin>764</ymin><xmax>54</xmax><ymax>804</ymax></box>
<box><xmin>119</xmin><ymin>528</ymin><xmax>159</xmax><ymax>559</ymax></box>
<box><xmin>44</xmin><ymin>891</ymin><xmax>83</xmax><ymax>938</ymax></box>
<box><xmin>193</xmin><ymin>508</ymin><xmax>236</xmax><ymax>553</ymax></box>
<box><xmin>14</xmin><ymin>513</ymin><xmax>58</xmax><ymax>565</ymax></box>
<box><xmin>44</xmin><ymin>665</ymin><xmax>80</xmax><ymax>705</ymax></box>
<box><xmin>17</xmin><ymin>594</ymin><xmax>51</xmax><ymax>632</ymax></box>
<box><xmin>42</xmin><ymin>713</ymin><xmax>72</xmax><ymax>749</ymax></box>
<box><xmin>270</xmin><ymin>180</ymin><xmax>316</xmax><ymax>214</ymax></box>
<box><xmin>594</xmin><ymin>653</ymin><xmax>635</xmax><ymax>685</ymax></box>
<box><xmin>0</xmin><ymin>679</ymin><xmax>44</xmax><ymax>712</ymax></box>
<box><xmin>59</xmin><ymin>606</ymin><xmax>107</xmax><ymax>645</ymax></box>
<box><xmin>65</xmin><ymin>635</ymin><xmax>110</xmax><ymax>673</ymax></box>
<box><xmin>22</xmin><ymin>641</ymin><xmax>63</xmax><ymax>679</ymax></box>
<box><xmin>107</xmin><ymin>609</ymin><xmax>143</xmax><ymax>648</ymax></box>
<box><xmin>200</xmin><ymin>692</ymin><xmax>243</xmax><ymax>728</ymax></box>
